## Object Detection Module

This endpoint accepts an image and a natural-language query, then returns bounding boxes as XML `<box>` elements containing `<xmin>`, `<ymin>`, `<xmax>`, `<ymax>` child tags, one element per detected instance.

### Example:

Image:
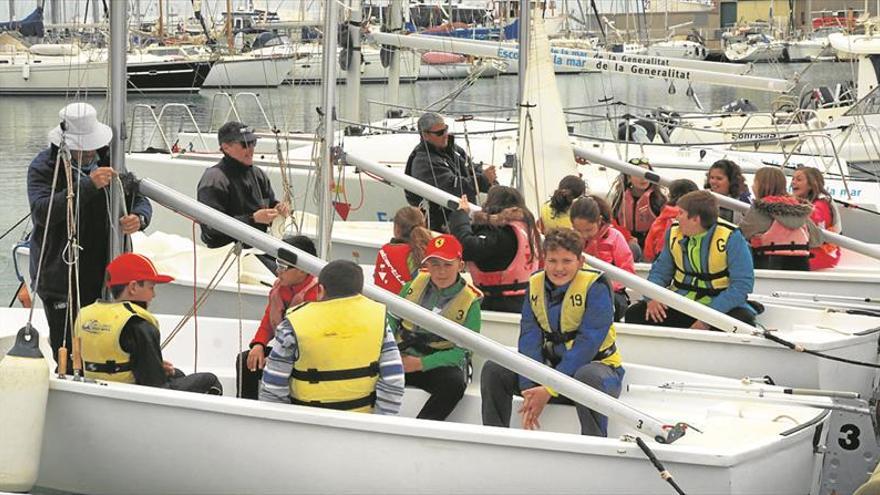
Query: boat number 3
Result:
<box><xmin>569</xmin><ymin>294</ymin><xmax>584</xmax><ymax>307</ymax></box>
<box><xmin>636</xmin><ymin>419</ymin><xmax>643</xmax><ymax>429</ymax></box>
<box><xmin>839</xmin><ymin>424</ymin><xmax>861</xmax><ymax>451</ymax></box>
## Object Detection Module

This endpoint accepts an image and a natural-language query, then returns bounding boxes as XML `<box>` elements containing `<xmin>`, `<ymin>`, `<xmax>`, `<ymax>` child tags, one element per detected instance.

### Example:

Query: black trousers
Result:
<box><xmin>168</xmin><ymin>369</ymin><xmax>224</xmax><ymax>395</ymax></box>
<box><xmin>625</xmin><ymin>300</ymin><xmax>756</xmax><ymax>329</ymax></box>
<box><xmin>612</xmin><ymin>290</ymin><xmax>630</xmax><ymax>322</ymax></box>
<box><xmin>42</xmin><ymin>298</ymin><xmax>77</xmax><ymax>374</ymax></box>
<box><xmin>235</xmin><ymin>346</ymin><xmax>272</xmax><ymax>399</ymax></box>
<box><xmin>405</xmin><ymin>365</ymin><xmax>467</xmax><ymax>421</ymax></box>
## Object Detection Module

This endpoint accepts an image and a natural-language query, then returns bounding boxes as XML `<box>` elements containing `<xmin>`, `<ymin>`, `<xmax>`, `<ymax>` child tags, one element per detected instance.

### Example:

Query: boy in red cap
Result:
<box><xmin>387</xmin><ymin>234</ymin><xmax>482</xmax><ymax>420</ymax></box>
<box><xmin>75</xmin><ymin>253</ymin><xmax>222</xmax><ymax>394</ymax></box>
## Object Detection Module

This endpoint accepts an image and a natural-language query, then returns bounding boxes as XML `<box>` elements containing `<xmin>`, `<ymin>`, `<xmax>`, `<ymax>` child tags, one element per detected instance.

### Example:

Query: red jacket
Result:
<box><xmin>250</xmin><ymin>274</ymin><xmax>321</xmax><ymax>347</ymax></box>
<box><xmin>643</xmin><ymin>205</ymin><xmax>679</xmax><ymax>262</ymax></box>
<box><xmin>584</xmin><ymin>223</ymin><xmax>635</xmax><ymax>292</ymax></box>
<box><xmin>809</xmin><ymin>198</ymin><xmax>841</xmax><ymax>270</ymax></box>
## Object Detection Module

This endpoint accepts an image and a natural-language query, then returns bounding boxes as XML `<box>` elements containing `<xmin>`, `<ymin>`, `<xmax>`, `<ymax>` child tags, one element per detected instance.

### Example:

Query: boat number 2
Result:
<box><xmin>569</xmin><ymin>294</ymin><xmax>584</xmax><ymax>307</ymax></box>
<box><xmin>839</xmin><ymin>424</ymin><xmax>861</xmax><ymax>451</ymax></box>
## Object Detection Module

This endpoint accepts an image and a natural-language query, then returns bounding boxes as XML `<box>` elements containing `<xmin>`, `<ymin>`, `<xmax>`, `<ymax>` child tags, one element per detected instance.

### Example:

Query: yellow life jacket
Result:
<box><xmin>399</xmin><ymin>272</ymin><xmax>481</xmax><ymax>353</ymax></box>
<box><xmin>540</xmin><ymin>201</ymin><xmax>573</xmax><ymax>231</ymax></box>
<box><xmin>666</xmin><ymin>219</ymin><xmax>736</xmax><ymax>300</ymax></box>
<box><xmin>528</xmin><ymin>270</ymin><xmax>621</xmax><ymax>368</ymax></box>
<box><xmin>287</xmin><ymin>294</ymin><xmax>386</xmax><ymax>413</ymax></box>
<box><xmin>76</xmin><ymin>300</ymin><xmax>160</xmax><ymax>384</ymax></box>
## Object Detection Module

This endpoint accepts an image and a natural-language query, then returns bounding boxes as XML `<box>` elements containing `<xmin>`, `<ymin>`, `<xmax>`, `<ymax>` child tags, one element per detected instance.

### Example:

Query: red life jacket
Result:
<box><xmin>291</xmin><ymin>277</ymin><xmax>320</xmax><ymax>306</ymax></box>
<box><xmin>467</xmin><ymin>220</ymin><xmax>540</xmax><ymax>297</ymax></box>
<box><xmin>374</xmin><ymin>243</ymin><xmax>414</xmax><ymax>294</ymax></box>
<box><xmin>616</xmin><ymin>188</ymin><xmax>657</xmax><ymax>235</ymax></box>
<box><xmin>750</xmin><ymin>220</ymin><xmax>811</xmax><ymax>257</ymax></box>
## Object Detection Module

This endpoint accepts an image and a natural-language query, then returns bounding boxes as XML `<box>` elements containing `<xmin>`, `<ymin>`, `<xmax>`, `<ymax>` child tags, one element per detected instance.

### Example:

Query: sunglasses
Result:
<box><xmin>275</xmin><ymin>259</ymin><xmax>295</xmax><ymax>271</ymax></box>
<box><xmin>628</xmin><ymin>157</ymin><xmax>650</xmax><ymax>166</ymax></box>
<box><xmin>425</xmin><ymin>126</ymin><xmax>449</xmax><ymax>137</ymax></box>
<box><xmin>239</xmin><ymin>140</ymin><xmax>257</xmax><ymax>148</ymax></box>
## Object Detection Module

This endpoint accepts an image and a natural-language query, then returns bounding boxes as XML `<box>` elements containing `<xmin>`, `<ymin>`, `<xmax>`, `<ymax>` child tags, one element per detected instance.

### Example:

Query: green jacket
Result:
<box><xmin>387</xmin><ymin>275</ymin><xmax>481</xmax><ymax>371</ymax></box>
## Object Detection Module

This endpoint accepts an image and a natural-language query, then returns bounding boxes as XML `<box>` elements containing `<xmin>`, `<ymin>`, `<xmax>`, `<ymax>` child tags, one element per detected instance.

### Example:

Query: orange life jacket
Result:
<box><xmin>467</xmin><ymin>220</ymin><xmax>539</xmax><ymax>297</ymax></box>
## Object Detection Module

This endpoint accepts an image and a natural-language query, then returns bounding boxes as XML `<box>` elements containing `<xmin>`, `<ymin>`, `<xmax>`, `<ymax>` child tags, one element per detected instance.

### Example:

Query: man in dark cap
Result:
<box><xmin>196</xmin><ymin>121</ymin><xmax>290</xmax><ymax>248</ymax></box>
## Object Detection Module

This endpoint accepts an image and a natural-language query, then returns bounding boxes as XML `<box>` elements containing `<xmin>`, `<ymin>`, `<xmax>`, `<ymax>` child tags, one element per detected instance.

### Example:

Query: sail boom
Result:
<box><xmin>370</xmin><ymin>32</ymin><xmax>792</xmax><ymax>93</ymax></box>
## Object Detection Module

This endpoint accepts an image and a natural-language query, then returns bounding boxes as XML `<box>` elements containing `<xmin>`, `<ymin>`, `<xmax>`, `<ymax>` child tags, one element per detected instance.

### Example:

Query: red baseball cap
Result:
<box><xmin>106</xmin><ymin>253</ymin><xmax>174</xmax><ymax>286</ymax></box>
<box><xmin>422</xmin><ymin>234</ymin><xmax>463</xmax><ymax>263</ymax></box>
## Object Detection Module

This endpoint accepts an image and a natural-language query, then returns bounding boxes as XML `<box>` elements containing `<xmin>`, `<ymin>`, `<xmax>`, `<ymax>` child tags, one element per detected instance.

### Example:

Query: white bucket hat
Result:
<box><xmin>47</xmin><ymin>102</ymin><xmax>113</xmax><ymax>151</ymax></box>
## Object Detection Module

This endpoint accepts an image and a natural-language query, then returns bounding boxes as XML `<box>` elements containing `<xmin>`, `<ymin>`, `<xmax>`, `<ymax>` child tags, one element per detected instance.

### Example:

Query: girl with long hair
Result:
<box><xmin>791</xmin><ymin>167</ymin><xmax>841</xmax><ymax>269</ymax></box>
<box><xmin>448</xmin><ymin>186</ymin><xmax>543</xmax><ymax>312</ymax></box>
<box><xmin>373</xmin><ymin>206</ymin><xmax>433</xmax><ymax>293</ymax></box>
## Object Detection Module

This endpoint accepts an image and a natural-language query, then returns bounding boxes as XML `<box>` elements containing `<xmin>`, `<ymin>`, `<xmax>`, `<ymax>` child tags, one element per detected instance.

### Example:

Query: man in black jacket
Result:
<box><xmin>27</xmin><ymin>102</ymin><xmax>152</xmax><ymax>371</ymax></box>
<box><xmin>405</xmin><ymin>113</ymin><xmax>496</xmax><ymax>232</ymax></box>
<box><xmin>196</xmin><ymin>121</ymin><xmax>290</xmax><ymax>248</ymax></box>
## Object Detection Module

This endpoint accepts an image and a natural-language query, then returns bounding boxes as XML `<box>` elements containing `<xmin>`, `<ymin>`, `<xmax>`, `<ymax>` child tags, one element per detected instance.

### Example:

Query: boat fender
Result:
<box><xmin>0</xmin><ymin>324</ymin><xmax>49</xmax><ymax>493</ymax></box>
<box><xmin>21</xmin><ymin>63</ymin><xmax>29</xmax><ymax>80</ymax></box>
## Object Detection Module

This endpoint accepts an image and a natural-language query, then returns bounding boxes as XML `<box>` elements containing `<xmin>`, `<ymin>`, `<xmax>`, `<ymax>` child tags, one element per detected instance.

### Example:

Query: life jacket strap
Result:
<box><xmin>671</xmin><ymin>263</ymin><xmax>729</xmax><ymax>281</ymax></box>
<box><xmin>291</xmin><ymin>361</ymin><xmax>380</xmax><ymax>384</ymax></box>
<box><xmin>291</xmin><ymin>392</ymin><xmax>377</xmax><ymax>411</ymax></box>
<box><xmin>84</xmin><ymin>360</ymin><xmax>132</xmax><ymax>374</ymax></box>
<box><xmin>751</xmin><ymin>243</ymin><xmax>811</xmax><ymax>254</ymax></box>
<box><xmin>543</xmin><ymin>330</ymin><xmax>578</xmax><ymax>345</ymax></box>
<box><xmin>542</xmin><ymin>343</ymin><xmax>618</xmax><ymax>367</ymax></box>
<box><xmin>670</xmin><ymin>281</ymin><xmax>723</xmax><ymax>298</ymax></box>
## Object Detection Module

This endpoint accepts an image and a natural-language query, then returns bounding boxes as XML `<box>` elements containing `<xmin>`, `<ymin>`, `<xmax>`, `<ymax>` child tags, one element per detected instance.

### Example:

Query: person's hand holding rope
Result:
<box><xmin>89</xmin><ymin>166</ymin><xmax>115</xmax><ymax>189</ymax></box>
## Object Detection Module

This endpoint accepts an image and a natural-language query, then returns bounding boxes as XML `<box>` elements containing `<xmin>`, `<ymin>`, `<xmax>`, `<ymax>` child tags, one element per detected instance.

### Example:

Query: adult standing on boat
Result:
<box><xmin>260</xmin><ymin>261</ymin><xmax>405</xmax><ymax>414</ymax></box>
<box><xmin>481</xmin><ymin>229</ymin><xmax>623</xmax><ymax>437</ymax></box>
<box><xmin>373</xmin><ymin>206</ymin><xmax>432</xmax><ymax>294</ymax></box>
<box><xmin>624</xmin><ymin>190</ymin><xmax>757</xmax><ymax>328</ymax></box>
<box><xmin>739</xmin><ymin>167</ymin><xmax>821</xmax><ymax>271</ymax></box>
<box><xmin>704</xmin><ymin>159</ymin><xmax>751</xmax><ymax>224</ymax></box>
<box><xmin>196</xmin><ymin>121</ymin><xmax>290</xmax><ymax>248</ymax></box>
<box><xmin>791</xmin><ymin>167</ymin><xmax>842</xmax><ymax>270</ymax></box>
<box><xmin>609</xmin><ymin>158</ymin><xmax>667</xmax><ymax>259</ymax></box>
<box><xmin>387</xmin><ymin>234</ymin><xmax>482</xmax><ymax>421</ymax></box>
<box><xmin>537</xmin><ymin>175</ymin><xmax>586</xmax><ymax>234</ymax></box>
<box><xmin>404</xmin><ymin>112</ymin><xmax>497</xmax><ymax>232</ymax></box>
<box><xmin>236</xmin><ymin>235</ymin><xmax>321</xmax><ymax>400</ymax></box>
<box><xmin>27</xmin><ymin>102</ymin><xmax>152</xmax><ymax>371</ymax></box>
<box><xmin>448</xmin><ymin>186</ymin><xmax>542</xmax><ymax>313</ymax></box>
<box><xmin>76</xmin><ymin>253</ymin><xmax>222</xmax><ymax>394</ymax></box>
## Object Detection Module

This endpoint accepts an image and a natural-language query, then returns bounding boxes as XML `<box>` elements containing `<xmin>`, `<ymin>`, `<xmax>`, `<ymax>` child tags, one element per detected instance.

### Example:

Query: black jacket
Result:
<box><xmin>196</xmin><ymin>154</ymin><xmax>278</xmax><ymax>248</ymax></box>
<box><xmin>27</xmin><ymin>146</ymin><xmax>152</xmax><ymax>302</ymax></box>
<box><xmin>406</xmin><ymin>136</ymin><xmax>493</xmax><ymax>232</ymax></box>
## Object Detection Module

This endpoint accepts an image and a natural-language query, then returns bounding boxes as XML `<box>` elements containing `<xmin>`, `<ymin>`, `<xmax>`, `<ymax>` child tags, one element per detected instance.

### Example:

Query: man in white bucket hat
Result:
<box><xmin>27</xmin><ymin>102</ymin><xmax>153</xmax><ymax>372</ymax></box>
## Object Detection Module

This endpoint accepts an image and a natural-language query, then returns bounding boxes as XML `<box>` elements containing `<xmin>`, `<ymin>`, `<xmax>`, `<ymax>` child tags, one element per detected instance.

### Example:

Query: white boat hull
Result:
<box><xmin>203</xmin><ymin>55</ymin><xmax>296</xmax><ymax>87</ymax></box>
<box><xmin>0</xmin><ymin>310</ymin><xmax>831</xmax><ymax>495</ymax></box>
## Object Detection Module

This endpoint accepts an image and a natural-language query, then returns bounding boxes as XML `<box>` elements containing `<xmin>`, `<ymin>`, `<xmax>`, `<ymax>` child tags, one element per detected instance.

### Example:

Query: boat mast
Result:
<box><xmin>516</xmin><ymin>0</ymin><xmax>530</xmax><ymax>192</ymax></box>
<box><xmin>108</xmin><ymin>0</ymin><xmax>128</xmax><ymax>262</ymax></box>
<box><xmin>226</xmin><ymin>0</ymin><xmax>234</xmax><ymax>54</ymax></box>
<box><xmin>317</xmin><ymin>0</ymin><xmax>340</xmax><ymax>259</ymax></box>
<box><xmin>386</xmin><ymin>0</ymin><xmax>403</xmax><ymax>115</ymax></box>
<box><xmin>7</xmin><ymin>0</ymin><xmax>13</xmax><ymax>21</ymax></box>
<box><xmin>345</xmin><ymin>0</ymin><xmax>363</xmax><ymax>132</ymax></box>
<box><xmin>158</xmin><ymin>0</ymin><xmax>164</xmax><ymax>38</ymax></box>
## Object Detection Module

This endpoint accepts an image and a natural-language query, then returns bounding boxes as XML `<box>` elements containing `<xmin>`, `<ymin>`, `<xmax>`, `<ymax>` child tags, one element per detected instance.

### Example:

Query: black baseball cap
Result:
<box><xmin>218</xmin><ymin>121</ymin><xmax>257</xmax><ymax>145</ymax></box>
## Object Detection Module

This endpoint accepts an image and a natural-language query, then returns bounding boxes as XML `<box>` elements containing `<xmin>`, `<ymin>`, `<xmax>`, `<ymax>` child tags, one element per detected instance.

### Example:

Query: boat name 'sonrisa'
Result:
<box><xmin>730</xmin><ymin>132</ymin><xmax>780</xmax><ymax>141</ymax></box>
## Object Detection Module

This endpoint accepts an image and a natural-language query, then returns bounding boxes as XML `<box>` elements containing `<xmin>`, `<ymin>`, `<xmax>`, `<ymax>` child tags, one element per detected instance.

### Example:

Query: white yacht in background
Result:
<box><xmin>138</xmin><ymin>44</ymin><xmax>295</xmax><ymax>88</ymax></box>
<box><xmin>786</xmin><ymin>27</ymin><xmax>839</xmax><ymax>62</ymax></box>
<box><xmin>723</xmin><ymin>24</ymin><xmax>786</xmax><ymax>63</ymax></box>
<box><xmin>648</xmin><ymin>36</ymin><xmax>707</xmax><ymax>60</ymax></box>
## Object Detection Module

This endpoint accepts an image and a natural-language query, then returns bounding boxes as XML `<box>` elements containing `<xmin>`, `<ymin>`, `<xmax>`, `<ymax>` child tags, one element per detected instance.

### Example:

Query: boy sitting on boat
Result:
<box><xmin>625</xmin><ymin>190</ymin><xmax>757</xmax><ymax>329</ymax></box>
<box><xmin>235</xmin><ymin>235</ymin><xmax>321</xmax><ymax>400</ymax></box>
<box><xmin>259</xmin><ymin>260</ymin><xmax>405</xmax><ymax>414</ymax></box>
<box><xmin>481</xmin><ymin>229</ymin><xmax>624</xmax><ymax>437</ymax></box>
<box><xmin>76</xmin><ymin>253</ymin><xmax>222</xmax><ymax>394</ymax></box>
<box><xmin>387</xmin><ymin>234</ymin><xmax>482</xmax><ymax>421</ymax></box>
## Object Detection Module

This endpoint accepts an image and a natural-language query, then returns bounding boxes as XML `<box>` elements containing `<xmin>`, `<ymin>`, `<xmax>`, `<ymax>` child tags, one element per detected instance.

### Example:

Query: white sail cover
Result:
<box><xmin>518</xmin><ymin>12</ymin><xmax>579</xmax><ymax>214</ymax></box>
